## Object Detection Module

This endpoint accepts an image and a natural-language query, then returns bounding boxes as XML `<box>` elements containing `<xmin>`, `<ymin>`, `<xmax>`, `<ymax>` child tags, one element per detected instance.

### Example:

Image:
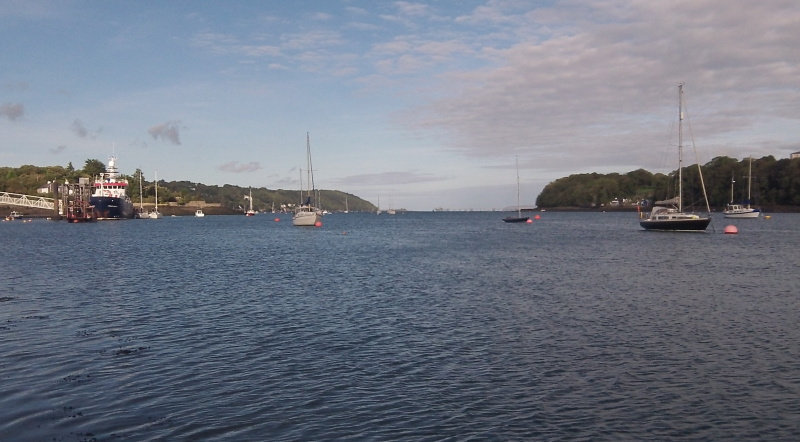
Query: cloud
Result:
<box><xmin>4</xmin><ymin>82</ymin><xmax>29</xmax><ymax>91</ymax></box>
<box><xmin>345</xmin><ymin>7</ymin><xmax>369</xmax><ymax>16</ymax></box>
<box><xmin>333</xmin><ymin>171</ymin><xmax>444</xmax><ymax>186</ymax></box>
<box><xmin>71</xmin><ymin>119</ymin><xmax>88</xmax><ymax>138</ymax></box>
<box><xmin>0</xmin><ymin>103</ymin><xmax>24</xmax><ymax>121</ymax></box>
<box><xmin>148</xmin><ymin>121</ymin><xmax>182</xmax><ymax>145</ymax></box>
<box><xmin>270</xmin><ymin>176</ymin><xmax>295</xmax><ymax>188</ymax></box>
<box><xmin>217</xmin><ymin>161</ymin><xmax>263</xmax><ymax>173</ymax></box>
<box><xmin>49</xmin><ymin>145</ymin><xmax>67</xmax><ymax>154</ymax></box>
<box><xmin>398</xmin><ymin>0</ymin><xmax>800</xmax><ymax>173</ymax></box>
<box><xmin>71</xmin><ymin>119</ymin><xmax>100</xmax><ymax>138</ymax></box>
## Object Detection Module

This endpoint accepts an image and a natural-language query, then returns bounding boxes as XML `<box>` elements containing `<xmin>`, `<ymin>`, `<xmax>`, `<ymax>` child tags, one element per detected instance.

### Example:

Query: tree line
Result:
<box><xmin>1</xmin><ymin>160</ymin><xmax>375</xmax><ymax>212</ymax></box>
<box><xmin>536</xmin><ymin>155</ymin><xmax>800</xmax><ymax>210</ymax></box>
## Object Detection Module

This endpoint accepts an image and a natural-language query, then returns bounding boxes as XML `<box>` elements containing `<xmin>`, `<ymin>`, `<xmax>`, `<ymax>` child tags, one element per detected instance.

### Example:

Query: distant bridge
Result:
<box><xmin>0</xmin><ymin>192</ymin><xmax>55</xmax><ymax>210</ymax></box>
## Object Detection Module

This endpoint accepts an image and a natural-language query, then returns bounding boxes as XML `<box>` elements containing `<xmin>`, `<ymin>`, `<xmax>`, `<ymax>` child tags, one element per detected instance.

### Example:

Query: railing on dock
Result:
<box><xmin>0</xmin><ymin>192</ymin><xmax>55</xmax><ymax>210</ymax></box>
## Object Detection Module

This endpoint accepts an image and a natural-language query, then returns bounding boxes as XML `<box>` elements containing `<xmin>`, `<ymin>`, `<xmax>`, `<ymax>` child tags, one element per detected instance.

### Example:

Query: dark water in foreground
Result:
<box><xmin>1</xmin><ymin>211</ymin><xmax>798</xmax><ymax>441</ymax></box>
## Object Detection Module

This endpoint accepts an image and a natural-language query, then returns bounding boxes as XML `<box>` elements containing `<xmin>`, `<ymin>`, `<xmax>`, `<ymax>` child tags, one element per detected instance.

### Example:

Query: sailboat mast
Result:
<box><xmin>139</xmin><ymin>170</ymin><xmax>144</xmax><ymax>210</ymax></box>
<box><xmin>747</xmin><ymin>156</ymin><xmax>752</xmax><ymax>205</ymax></box>
<box><xmin>677</xmin><ymin>83</ymin><xmax>684</xmax><ymax>213</ymax></box>
<box><xmin>154</xmin><ymin>171</ymin><xmax>158</xmax><ymax>211</ymax></box>
<box><xmin>298</xmin><ymin>169</ymin><xmax>304</xmax><ymax>204</ymax></box>
<box><xmin>515</xmin><ymin>156</ymin><xmax>521</xmax><ymax>217</ymax></box>
<box><xmin>306</xmin><ymin>132</ymin><xmax>315</xmax><ymax>200</ymax></box>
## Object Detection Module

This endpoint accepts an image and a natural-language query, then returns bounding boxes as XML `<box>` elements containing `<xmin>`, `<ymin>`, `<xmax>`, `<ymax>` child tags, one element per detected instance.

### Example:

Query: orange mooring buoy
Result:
<box><xmin>724</xmin><ymin>225</ymin><xmax>738</xmax><ymax>234</ymax></box>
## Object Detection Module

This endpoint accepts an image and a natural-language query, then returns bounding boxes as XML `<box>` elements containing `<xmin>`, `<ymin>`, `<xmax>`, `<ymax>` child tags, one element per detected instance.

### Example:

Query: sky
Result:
<box><xmin>1</xmin><ymin>0</ymin><xmax>799</xmax><ymax>211</ymax></box>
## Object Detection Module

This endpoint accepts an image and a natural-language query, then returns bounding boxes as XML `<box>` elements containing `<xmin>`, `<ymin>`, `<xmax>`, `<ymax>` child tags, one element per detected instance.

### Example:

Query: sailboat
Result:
<box><xmin>135</xmin><ymin>170</ymin><xmax>150</xmax><ymax>219</ymax></box>
<box><xmin>148</xmin><ymin>171</ymin><xmax>163</xmax><ymax>219</ymax></box>
<box><xmin>386</xmin><ymin>194</ymin><xmax>396</xmax><ymax>215</ymax></box>
<box><xmin>292</xmin><ymin>133</ymin><xmax>322</xmax><ymax>226</ymax></box>
<box><xmin>503</xmin><ymin>156</ymin><xmax>530</xmax><ymax>223</ymax></box>
<box><xmin>245</xmin><ymin>187</ymin><xmax>256</xmax><ymax>216</ymax></box>
<box><xmin>723</xmin><ymin>157</ymin><xmax>760</xmax><ymax>218</ymax></box>
<box><xmin>639</xmin><ymin>84</ymin><xmax>711</xmax><ymax>231</ymax></box>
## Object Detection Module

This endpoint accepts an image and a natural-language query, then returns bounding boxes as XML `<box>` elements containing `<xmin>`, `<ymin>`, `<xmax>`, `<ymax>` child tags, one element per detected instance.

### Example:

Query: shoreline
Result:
<box><xmin>531</xmin><ymin>205</ymin><xmax>800</xmax><ymax>213</ymax></box>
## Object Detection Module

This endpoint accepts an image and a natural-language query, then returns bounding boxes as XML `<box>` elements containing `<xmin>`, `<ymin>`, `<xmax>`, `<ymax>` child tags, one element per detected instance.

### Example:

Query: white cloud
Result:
<box><xmin>333</xmin><ymin>170</ymin><xmax>444</xmax><ymax>186</ymax></box>
<box><xmin>398</xmin><ymin>0</ymin><xmax>800</xmax><ymax>174</ymax></box>
<box><xmin>218</xmin><ymin>161</ymin><xmax>263</xmax><ymax>173</ymax></box>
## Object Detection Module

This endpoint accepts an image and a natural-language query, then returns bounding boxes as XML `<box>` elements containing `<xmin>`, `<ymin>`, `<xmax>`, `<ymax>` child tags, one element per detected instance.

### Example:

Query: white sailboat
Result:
<box><xmin>723</xmin><ymin>157</ymin><xmax>760</xmax><ymax>218</ymax></box>
<box><xmin>195</xmin><ymin>208</ymin><xmax>205</xmax><ymax>217</ymax></box>
<box><xmin>503</xmin><ymin>156</ymin><xmax>530</xmax><ymax>223</ymax></box>
<box><xmin>293</xmin><ymin>133</ymin><xmax>322</xmax><ymax>226</ymax></box>
<box><xmin>639</xmin><ymin>84</ymin><xmax>711</xmax><ymax>231</ymax></box>
<box><xmin>148</xmin><ymin>171</ymin><xmax>163</xmax><ymax>219</ymax></box>
<box><xmin>245</xmin><ymin>187</ymin><xmax>256</xmax><ymax>216</ymax></box>
<box><xmin>386</xmin><ymin>194</ymin><xmax>396</xmax><ymax>215</ymax></box>
<box><xmin>135</xmin><ymin>170</ymin><xmax>150</xmax><ymax>219</ymax></box>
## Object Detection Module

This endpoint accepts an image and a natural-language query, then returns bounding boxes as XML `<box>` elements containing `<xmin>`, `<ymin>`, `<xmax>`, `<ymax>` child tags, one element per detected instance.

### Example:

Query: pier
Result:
<box><xmin>2</xmin><ymin>179</ymin><xmax>95</xmax><ymax>222</ymax></box>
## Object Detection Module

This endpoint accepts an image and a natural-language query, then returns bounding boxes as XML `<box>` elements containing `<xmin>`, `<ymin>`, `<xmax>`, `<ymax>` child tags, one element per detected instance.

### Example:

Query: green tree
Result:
<box><xmin>82</xmin><ymin>159</ymin><xmax>106</xmax><ymax>178</ymax></box>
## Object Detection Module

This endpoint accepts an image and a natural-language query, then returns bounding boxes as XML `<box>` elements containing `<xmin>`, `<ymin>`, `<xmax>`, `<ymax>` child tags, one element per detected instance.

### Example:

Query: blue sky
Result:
<box><xmin>2</xmin><ymin>0</ymin><xmax>799</xmax><ymax>210</ymax></box>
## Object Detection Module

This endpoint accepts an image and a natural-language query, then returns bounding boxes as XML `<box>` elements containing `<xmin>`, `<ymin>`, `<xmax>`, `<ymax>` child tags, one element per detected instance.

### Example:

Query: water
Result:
<box><xmin>1</xmin><ymin>212</ymin><xmax>798</xmax><ymax>441</ymax></box>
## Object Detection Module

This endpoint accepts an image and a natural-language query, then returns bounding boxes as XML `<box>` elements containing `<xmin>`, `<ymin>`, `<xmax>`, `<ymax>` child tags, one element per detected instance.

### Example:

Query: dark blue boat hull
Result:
<box><xmin>90</xmin><ymin>197</ymin><xmax>134</xmax><ymax>220</ymax></box>
<box><xmin>639</xmin><ymin>218</ymin><xmax>711</xmax><ymax>231</ymax></box>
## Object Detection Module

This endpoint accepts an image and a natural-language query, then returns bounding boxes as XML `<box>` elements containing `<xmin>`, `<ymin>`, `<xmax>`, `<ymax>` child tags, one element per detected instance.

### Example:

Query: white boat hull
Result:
<box><xmin>292</xmin><ymin>210</ymin><xmax>321</xmax><ymax>226</ymax></box>
<box><xmin>723</xmin><ymin>206</ymin><xmax>760</xmax><ymax>218</ymax></box>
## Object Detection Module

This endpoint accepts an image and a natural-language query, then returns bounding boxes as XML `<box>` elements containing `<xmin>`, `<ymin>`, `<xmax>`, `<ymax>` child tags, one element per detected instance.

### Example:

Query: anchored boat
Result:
<box><xmin>639</xmin><ymin>84</ymin><xmax>711</xmax><ymax>232</ymax></box>
<box><xmin>91</xmin><ymin>156</ymin><xmax>134</xmax><ymax>220</ymax></box>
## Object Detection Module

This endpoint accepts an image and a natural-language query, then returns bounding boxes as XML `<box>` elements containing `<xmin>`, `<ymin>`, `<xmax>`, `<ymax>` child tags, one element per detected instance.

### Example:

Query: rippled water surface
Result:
<box><xmin>2</xmin><ymin>212</ymin><xmax>799</xmax><ymax>441</ymax></box>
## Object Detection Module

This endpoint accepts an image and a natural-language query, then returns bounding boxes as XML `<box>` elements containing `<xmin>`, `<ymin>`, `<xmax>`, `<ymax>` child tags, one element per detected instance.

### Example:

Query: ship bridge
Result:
<box><xmin>0</xmin><ymin>192</ymin><xmax>55</xmax><ymax>211</ymax></box>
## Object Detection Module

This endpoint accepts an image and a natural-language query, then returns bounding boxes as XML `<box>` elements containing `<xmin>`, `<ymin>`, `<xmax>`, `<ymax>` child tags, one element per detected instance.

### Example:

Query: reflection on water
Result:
<box><xmin>1</xmin><ymin>212</ymin><xmax>799</xmax><ymax>440</ymax></box>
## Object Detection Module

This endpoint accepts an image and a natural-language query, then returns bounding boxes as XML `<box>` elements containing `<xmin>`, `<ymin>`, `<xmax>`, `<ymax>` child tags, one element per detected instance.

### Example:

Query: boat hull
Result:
<box><xmin>90</xmin><ymin>197</ymin><xmax>134</xmax><ymax>220</ymax></box>
<box><xmin>293</xmin><ymin>210</ymin><xmax>321</xmax><ymax>226</ymax></box>
<box><xmin>723</xmin><ymin>208</ymin><xmax>760</xmax><ymax>218</ymax></box>
<box><xmin>639</xmin><ymin>217</ymin><xmax>711</xmax><ymax>231</ymax></box>
<box><xmin>503</xmin><ymin>216</ymin><xmax>530</xmax><ymax>223</ymax></box>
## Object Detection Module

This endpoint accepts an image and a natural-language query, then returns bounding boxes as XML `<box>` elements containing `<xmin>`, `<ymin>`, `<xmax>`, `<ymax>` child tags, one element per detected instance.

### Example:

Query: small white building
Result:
<box><xmin>791</xmin><ymin>151</ymin><xmax>800</xmax><ymax>160</ymax></box>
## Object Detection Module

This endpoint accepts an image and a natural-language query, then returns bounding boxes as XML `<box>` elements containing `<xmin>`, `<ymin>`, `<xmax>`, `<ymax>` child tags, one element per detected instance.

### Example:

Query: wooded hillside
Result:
<box><xmin>536</xmin><ymin>155</ymin><xmax>800</xmax><ymax>210</ymax></box>
<box><xmin>1</xmin><ymin>160</ymin><xmax>376</xmax><ymax>213</ymax></box>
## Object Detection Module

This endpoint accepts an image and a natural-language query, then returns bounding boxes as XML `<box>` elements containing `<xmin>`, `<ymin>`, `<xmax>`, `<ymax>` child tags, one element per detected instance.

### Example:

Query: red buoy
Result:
<box><xmin>314</xmin><ymin>221</ymin><xmax>322</xmax><ymax>227</ymax></box>
<box><xmin>274</xmin><ymin>218</ymin><xmax>280</xmax><ymax>222</ymax></box>
<box><xmin>724</xmin><ymin>225</ymin><xmax>738</xmax><ymax>234</ymax></box>
<box><xmin>534</xmin><ymin>214</ymin><xmax>541</xmax><ymax>220</ymax></box>
<box><xmin>526</xmin><ymin>218</ymin><xmax>533</xmax><ymax>224</ymax></box>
